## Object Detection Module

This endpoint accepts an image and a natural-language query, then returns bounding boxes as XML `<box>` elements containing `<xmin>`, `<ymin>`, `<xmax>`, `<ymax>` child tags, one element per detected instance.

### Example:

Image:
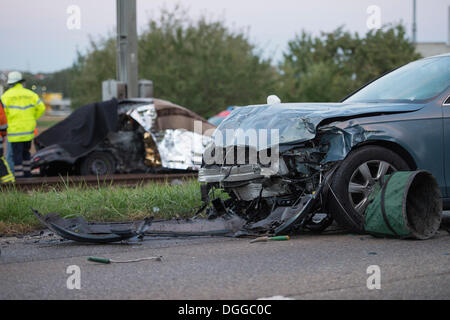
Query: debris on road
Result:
<box><xmin>88</xmin><ymin>256</ymin><xmax>162</xmax><ymax>264</ymax></box>
<box><xmin>32</xmin><ymin>208</ymin><xmax>246</xmax><ymax>244</ymax></box>
<box><xmin>250</xmin><ymin>235</ymin><xmax>290</xmax><ymax>243</ymax></box>
<box><xmin>32</xmin><ymin>209</ymin><xmax>153</xmax><ymax>244</ymax></box>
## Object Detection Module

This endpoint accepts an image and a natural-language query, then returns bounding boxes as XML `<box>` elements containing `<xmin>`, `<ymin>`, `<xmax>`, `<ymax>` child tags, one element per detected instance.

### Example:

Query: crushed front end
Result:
<box><xmin>198</xmin><ymin>100</ymin><xmax>422</xmax><ymax>235</ymax></box>
<box><xmin>199</xmin><ymin>139</ymin><xmax>339</xmax><ymax>236</ymax></box>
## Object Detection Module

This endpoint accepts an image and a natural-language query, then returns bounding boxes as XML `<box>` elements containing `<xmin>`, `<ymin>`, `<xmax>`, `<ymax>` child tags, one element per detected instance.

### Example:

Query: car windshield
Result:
<box><xmin>345</xmin><ymin>56</ymin><xmax>450</xmax><ymax>103</ymax></box>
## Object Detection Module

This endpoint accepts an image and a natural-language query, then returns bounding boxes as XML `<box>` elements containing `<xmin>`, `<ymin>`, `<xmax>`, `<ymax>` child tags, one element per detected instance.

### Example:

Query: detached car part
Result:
<box><xmin>32</xmin><ymin>209</ymin><xmax>247</xmax><ymax>244</ymax></box>
<box><xmin>32</xmin><ymin>209</ymin><xmax>153</xmax><ymax>243</ymax></box>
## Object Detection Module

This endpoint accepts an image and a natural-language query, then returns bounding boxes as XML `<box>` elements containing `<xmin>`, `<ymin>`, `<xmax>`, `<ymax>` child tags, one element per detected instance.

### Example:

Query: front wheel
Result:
<box><xmin>327</xmin><ymin>145</ymin><xmax>411</xmax><ymax>231</ymax></box>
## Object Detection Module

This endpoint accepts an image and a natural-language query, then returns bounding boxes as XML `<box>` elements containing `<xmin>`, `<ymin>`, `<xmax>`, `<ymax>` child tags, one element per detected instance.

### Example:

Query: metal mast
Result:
<box><xmin>116</xmin><ymin>0</ymin><xmax>138</xmax><ymax>98</ymax></box>
<box><xmin>412</xmin><ymin>0</ymin><xmax>417</xmax><ymax>43</ymax></box>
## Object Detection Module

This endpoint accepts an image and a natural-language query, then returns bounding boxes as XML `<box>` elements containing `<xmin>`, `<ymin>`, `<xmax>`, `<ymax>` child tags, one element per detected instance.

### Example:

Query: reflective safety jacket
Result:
<box><xmin>1</xmin><ymin>83</ymin><xmax>46</xmax><ymax>142</ymax></box>
<box><xmin>0</xmin><ymin>103</ymin><xmax>14</xmax><ymax>183</ymax></box>
<box><xmin>0</xmin><ymin>156</ymin><xmax>14</xmax><ymax>183</ymax></box>
<box><xmin>0</xmin><ymin>100</ymin><xmax>7</xmax><ymax>138</ymax></box>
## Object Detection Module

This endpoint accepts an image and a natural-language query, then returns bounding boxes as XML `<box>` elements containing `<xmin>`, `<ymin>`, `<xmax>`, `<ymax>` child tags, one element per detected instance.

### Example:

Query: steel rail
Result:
<box><xmin>2</xmin><ymin>173</ymin><xmax>198</xmax><ymax>191</ymax></box>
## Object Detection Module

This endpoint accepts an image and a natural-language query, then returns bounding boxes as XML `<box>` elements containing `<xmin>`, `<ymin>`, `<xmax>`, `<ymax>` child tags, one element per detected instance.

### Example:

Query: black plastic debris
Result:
<box><xmin>32</xmin><ymin>208</ymin><xmax>246</xmax><ymax>244</ymax></box>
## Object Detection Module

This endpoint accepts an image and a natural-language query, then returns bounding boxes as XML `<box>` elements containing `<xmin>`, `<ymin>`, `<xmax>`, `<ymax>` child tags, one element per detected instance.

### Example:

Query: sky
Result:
<box><xmin>0</xmin><ymin>0</ymin><xmax>449</xmax><ymax>73</ymax></box>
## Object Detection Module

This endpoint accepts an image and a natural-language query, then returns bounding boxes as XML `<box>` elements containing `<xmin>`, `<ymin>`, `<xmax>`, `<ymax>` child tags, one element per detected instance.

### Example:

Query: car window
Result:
<box><xmin>345</xmin><ymin>56</ymin><xmax>450</xmax><ymax>103</ymax></box>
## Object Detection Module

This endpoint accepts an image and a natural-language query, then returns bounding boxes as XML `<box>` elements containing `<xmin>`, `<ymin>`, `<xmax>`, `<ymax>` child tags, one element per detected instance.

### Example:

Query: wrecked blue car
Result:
<box><xmin>199</xmin><ymin>54</ymin><xmax>450</xmax><ymax>233</ymax></box>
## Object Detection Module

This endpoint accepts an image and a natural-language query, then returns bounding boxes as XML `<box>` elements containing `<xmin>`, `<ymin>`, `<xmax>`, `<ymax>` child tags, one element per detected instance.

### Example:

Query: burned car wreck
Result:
<box><xmin>32</xmin><ymin>98</ymin><xmax>215</xmax><ymax>176</ymax></box>
<box><xmin>199</xmin><ymin>55</ymin><xmax>450</xmax><ymax>234</ymax></box>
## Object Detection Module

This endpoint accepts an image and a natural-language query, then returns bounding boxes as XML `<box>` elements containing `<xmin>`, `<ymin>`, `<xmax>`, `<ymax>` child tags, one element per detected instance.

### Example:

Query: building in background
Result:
<box><xmin>48</xmin><ymin>98</ymin><xmax>71</xmax><ymax>116</ymax></box>
<box><xmin>416</xmin><ymin>42</ymin><xmax>450</xmax><ymax>57</ymax></box>
<box><xmin>415</xmin><ymin>6</ymin><xmax>450</xmax><ymax>58</ymax></box>
<box><xmin>42</xmin><ymin>92</ymin><xmax>72</xmax><ymax>116</ymax></box>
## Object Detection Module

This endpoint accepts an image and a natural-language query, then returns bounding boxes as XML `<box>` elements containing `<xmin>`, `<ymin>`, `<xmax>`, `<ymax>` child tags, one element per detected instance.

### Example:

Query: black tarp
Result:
<box><xmin>35</xmin><ymin>99</ymin><xmax>118</xmax><ymax>158</ymax></box>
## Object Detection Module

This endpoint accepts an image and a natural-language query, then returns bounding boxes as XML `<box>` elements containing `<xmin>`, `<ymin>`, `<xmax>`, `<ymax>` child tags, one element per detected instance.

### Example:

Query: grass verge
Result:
<box><xmin>36</xmin><ymin>120</ymin><xmax>61</xmax><ymax>128</ymax></box>
<box><xmin>0</xmin><ymin>180</ymin><xmax>204</xmax><ymax>236</ymax></box>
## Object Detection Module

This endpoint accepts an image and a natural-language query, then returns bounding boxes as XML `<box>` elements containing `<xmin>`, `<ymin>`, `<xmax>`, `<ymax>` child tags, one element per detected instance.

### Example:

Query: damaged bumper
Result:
<box><xmin>199</xmin><ymin>164</ymin><xmax>265</xmax><ymax>183</ymax></box>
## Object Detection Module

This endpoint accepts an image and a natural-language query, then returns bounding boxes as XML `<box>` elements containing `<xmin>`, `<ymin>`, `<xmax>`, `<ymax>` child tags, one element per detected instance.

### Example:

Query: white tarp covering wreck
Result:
<box><xmin>128</xmin><ymin>101</ymin><xmax>213</xmax><ymax>170</ymax></box>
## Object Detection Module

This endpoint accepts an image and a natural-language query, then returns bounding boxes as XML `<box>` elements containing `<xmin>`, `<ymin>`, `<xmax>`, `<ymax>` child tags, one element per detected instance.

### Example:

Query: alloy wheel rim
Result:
<box><xmin>348</xmin><ymin>160</ymin><xmax>396</xmax><ymax>214</ymax></box>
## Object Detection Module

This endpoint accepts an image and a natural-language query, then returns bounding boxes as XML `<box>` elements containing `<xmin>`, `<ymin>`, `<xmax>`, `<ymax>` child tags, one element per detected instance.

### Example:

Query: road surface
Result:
<box><xmin>1</xmin><ymin>224</ymin><xmax>449</xmax><ymax>300</ymax></box>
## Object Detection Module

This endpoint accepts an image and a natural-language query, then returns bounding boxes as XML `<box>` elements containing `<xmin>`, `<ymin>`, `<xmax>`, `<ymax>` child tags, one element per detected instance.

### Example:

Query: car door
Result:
<box><xmin>440</xmin><ymin>88</ymin><xmax>450</xmax><ymax>198</ymax></box>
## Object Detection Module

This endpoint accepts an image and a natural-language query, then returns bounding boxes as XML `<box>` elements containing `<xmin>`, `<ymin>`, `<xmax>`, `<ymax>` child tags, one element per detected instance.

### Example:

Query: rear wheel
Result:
<box><xmin>327</xmin><ymin>145</ymin><xmax>411</xmax><ymax>231</ymax></box>
<box><xmin>79</xmin><ymin>152</ymin><xmax>116</xmax><ymax>176</ymax></box>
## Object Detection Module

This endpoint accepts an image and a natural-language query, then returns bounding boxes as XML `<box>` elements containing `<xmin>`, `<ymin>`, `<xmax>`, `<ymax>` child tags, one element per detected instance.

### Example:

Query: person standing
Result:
<box><xmin>6</xmin><ymin>140</ymin><xmax>14</xmax><ymax>175</ymax></box>
<box><xmin>0</xmin><ymin>72</ymin><xmax>45</xmax><ymax>178</ymax></box>
<box><xmin>0</xmin><ymin>100</ymin><xmax>14</xmax><ymax>183</ymax></box>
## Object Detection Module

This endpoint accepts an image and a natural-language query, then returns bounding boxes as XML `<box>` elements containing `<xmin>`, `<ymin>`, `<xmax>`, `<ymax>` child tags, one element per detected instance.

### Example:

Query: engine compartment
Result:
<box><xmin>199</xmin><ymin>137</ymin><xmax>338</xmax><ymax>235</ymax></box>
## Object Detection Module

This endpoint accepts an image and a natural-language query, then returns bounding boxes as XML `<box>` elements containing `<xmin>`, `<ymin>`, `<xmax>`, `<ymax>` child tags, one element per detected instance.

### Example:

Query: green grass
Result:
<box><xmin>36</xmin><ymin>120</ymin><xmax>60</xmax><ymax>128</ymax></box>
<box><xmin>0</xmin><ymin>180</ymin><xmax>205</xmax><ymax>235</ymax></box>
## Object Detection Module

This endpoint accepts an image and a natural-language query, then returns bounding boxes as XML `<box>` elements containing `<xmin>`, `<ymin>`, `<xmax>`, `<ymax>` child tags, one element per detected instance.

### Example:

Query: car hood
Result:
<box><xmin>214</xmin><ymin>102</ymin><xmax>424</xmax><ymax>150</ymax></box>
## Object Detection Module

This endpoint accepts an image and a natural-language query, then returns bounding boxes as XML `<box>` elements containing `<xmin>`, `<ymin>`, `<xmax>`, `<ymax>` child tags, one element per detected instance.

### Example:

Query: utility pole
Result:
<box><xmin>116</xmin><ymin>0</ymin><xmax>138</xmax><ymax>98</ymax></box>
<box><xmin>448</xmin><ymin>6</ymin><xmax>450</xmax><ymax>45</ymax></box>
<box><xmin>412</xmin><ymin>0</ymin><xmax>417</xmax><ymax>43</ymax></box>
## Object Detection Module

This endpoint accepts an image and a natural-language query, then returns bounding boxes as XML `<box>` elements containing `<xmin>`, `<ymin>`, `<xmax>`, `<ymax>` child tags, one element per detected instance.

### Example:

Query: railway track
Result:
<box><xmin>4</xmin><ymin>172</ymin><xmax>198</xmax><ymax>191</ymax></box>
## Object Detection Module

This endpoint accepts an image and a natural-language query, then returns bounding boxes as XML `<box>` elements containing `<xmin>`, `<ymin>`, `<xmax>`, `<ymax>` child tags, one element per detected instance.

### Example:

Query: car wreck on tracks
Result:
<box><xmin>32</xmin><ymin>98</ymin><xmax>215</xmax><ymax>176</ymax></box>
<box><xmin>199</xmin><ymin>54</ymin><xmax>450</xmax><ymax>233</ymax></box>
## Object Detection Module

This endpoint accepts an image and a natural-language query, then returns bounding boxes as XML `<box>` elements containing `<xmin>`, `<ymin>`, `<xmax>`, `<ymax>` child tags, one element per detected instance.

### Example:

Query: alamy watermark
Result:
<box><xmin>366</xmin><ymin>5</ymin><xmax>381</xmax><ymax>30</ymax></box>
<box><xmin>67</xmin><ymin>5</ymin><xmax>81</xmax><ymax>30</ymax></box>
<box><xmin>66</xmin><ymin>265</ymin><xmax>81</xmax><ymax>290</ymax></box>
<box><xmin>366</xmin><ymin>265</ymin><xmax>381</xmax><ymax>290</ymax></box>
<box><xmin>194</xmin><ymin>120</ymin><xmax>281</xmax><ymax>173</ymax></box>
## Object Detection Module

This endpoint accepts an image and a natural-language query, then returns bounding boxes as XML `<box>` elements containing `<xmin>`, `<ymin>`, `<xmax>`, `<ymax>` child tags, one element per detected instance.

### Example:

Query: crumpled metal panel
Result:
<box><xmin>128</xmin><ymin>104</ymin><xmax>210</xmax><ymax>170</ymax></box>
<box><xmin>128</xmin><ymin>104</ymin><xmax>158</xmax><ymax>132</ymax></box>
<box><xmin>154</xmin><ymin>129</ymin><xmax>208</xmax><ymax>170</ymax></box>
<box><xmin>319</xmin><ymin>124</ymin><xmax>389</xmax><ymax>163</ymax></box>
<box><xmin>214</xmin><ymin>103</ymin><xmax>424</xmax><ymax>151</ymax></box>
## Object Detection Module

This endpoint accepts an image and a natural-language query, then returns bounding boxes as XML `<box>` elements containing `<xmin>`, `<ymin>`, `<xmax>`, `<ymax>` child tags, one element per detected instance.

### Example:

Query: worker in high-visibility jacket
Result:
<box><xmin>0</xmin><ymin>101</ymin><xmax>15</xmax><ymax>183</ymax></box>
<box><xmin>0</xmin><ymin>72</ymin><xmax>45</xmax><ymax>178</ymax></box>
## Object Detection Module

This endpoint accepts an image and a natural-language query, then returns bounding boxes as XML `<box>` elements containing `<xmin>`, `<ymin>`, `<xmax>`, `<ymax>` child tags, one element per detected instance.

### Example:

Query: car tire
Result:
<box><xmin>79</xmin><ymin>152</ymin><xmax>116</xmax><ymax>176</ymax></box>
<box><xmin>327</xmin><ymin>145</ymin><xmax>411</xmax><ymax>232</ymax></box>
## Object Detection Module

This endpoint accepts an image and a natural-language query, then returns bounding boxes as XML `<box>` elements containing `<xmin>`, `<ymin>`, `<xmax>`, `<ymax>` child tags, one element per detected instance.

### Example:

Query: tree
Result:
<box><xmin>24</xmin><ymin>68</ymin><xmax>76</xmax><ymax>97</ymax></box>
<box><xmin>70</xmin><ymin>37</ymin><xmax>117</xmax><ymax>109</ymax></box>
<box><xmin>278</xmin><ymin>25</ymin><xmax>421</xmax><ymax>103</ymax></box>
<box><xmin>70</xmin><ymin>7</ymin><xmax>276</xmax><ymax>117</ymax></box>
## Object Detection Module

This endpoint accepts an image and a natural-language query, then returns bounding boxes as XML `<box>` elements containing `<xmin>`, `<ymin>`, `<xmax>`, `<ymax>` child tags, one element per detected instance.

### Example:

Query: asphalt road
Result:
<box><xmin>1</xmin><ymin>224</ymin><xmax>449</xmax><ymax>300</ymax></box>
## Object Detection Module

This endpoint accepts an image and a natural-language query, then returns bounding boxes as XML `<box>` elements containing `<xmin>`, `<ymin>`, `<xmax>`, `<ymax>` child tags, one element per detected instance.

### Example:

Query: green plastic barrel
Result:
<box><xmin>364</xmin><ymin>171</ymin><xmax>442</xmax><ymax>239</ymax></box>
